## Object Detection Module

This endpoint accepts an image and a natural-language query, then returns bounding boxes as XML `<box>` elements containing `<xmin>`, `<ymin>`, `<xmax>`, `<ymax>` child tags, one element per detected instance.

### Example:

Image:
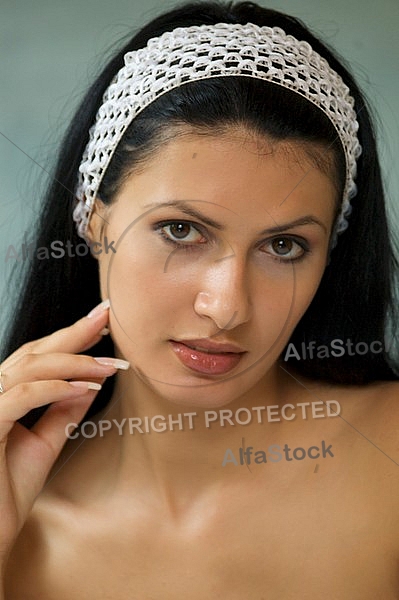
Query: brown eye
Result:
<box><xmin>272</xmin><ymin>238</ymin><xmax>294</xmax><ymax>255</ymax></box>
<box><xmin>169</xmin><ymin>222</ymin><xmax>191</xmax><ymax>239</ymax></box>
<box><xmin>264</xmin><ymin>237</ymin><xmax>307</xmax><ymax>261</ymax></box>
<box><xmin>158</xmin><ymin>221</ymin><xmax>206</xmax><ymax>245</ymax></box>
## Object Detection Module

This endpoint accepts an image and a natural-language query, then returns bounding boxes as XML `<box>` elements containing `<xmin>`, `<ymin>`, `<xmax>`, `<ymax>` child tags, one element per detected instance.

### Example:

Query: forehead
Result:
<box><xmin>144</xmin><ymin>126</ymin><xmax>331</xmax><ymax>166</ymax></box>
<box><xmin>113</xmin><ymin>128</ymin><xmax>337</xmax><ymax>233</ymax></box>
<box><xmin>124</xmin><ymin>127</ymin><xmax>336</xmax><ymax>199</ymax></box>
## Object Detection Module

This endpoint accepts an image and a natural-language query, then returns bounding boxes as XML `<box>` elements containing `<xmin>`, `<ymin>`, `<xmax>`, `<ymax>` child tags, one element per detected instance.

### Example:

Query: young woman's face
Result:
<box><xmin>89</xmin><ymin>128</ymin><xmax>338</xmax><ymax>408</ymax></box>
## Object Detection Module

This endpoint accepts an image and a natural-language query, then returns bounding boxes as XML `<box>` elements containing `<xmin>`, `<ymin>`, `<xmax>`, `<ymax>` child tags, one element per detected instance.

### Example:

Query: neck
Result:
<box><xmin>84</xmin><ymin>361</ymin><xmax>299</xmax><ymax>512</ymax></box>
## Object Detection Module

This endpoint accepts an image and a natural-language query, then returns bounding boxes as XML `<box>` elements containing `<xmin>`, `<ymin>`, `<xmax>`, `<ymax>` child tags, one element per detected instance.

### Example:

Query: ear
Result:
<box><xmin>85</xmin><ymin>197</ymin><xmax>112</xmax><ymax>258</ymax></box>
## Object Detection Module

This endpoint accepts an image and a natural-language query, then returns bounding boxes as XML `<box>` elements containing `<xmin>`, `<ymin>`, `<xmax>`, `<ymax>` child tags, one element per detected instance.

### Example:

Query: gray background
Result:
<box><xmin>1</xmin><ymin>0</ymin><xmax>398</xmax><ymax>340</ymax></box>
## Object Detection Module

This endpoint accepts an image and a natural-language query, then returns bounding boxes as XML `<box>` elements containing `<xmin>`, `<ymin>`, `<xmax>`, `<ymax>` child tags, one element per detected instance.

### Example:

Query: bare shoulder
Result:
<box><xmin>366</xmin><ymin>379</ymin><xmax>399</xmax><ymax>451</ymax></box>
<box><xmin>300</xmin><ymin>375</ymin><xmax>399</xmax><ymax>458</ymax></box>
<box><xmin>4</xmin><ymin>504</ymin><xmax>52</xmax><ymax>599</ymax></box>
<box><xmin>4</xmin><ymin>489</ymin><xmax>81</xmax><ymax>599</ymax></box>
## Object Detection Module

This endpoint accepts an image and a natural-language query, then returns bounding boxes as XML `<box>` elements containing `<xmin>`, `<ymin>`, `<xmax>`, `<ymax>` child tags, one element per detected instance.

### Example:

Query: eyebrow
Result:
<box><xmin>142</xmin><ymin>200</ymin><xmax>328</xmax><ymax>235</ymax></box>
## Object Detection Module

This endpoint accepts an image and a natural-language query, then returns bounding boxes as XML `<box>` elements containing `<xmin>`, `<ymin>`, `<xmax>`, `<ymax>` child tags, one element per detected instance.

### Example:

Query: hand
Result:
<box><xmin>0</xmin><ymin>299</ymin><xmax>127</xmax><ymax>569</ymax></box>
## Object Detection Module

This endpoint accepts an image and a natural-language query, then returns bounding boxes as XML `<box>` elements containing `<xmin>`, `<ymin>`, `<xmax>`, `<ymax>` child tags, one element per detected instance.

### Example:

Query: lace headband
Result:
<box><xmin>73</xmin><ymin>22</ymin><xmax>362</xmax><ymax>247</ymax></box>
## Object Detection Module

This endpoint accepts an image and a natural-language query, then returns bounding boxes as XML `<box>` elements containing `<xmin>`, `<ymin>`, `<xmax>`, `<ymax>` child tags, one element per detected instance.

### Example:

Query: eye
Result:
<box><xmin>263</xmin><ymin>237</ymin><xmax>309</xmax><ymax>262</ymax></box>
<box><xmin>155</xmin><ymin>220</ymin><xmax>207</xmax><ymax>248</ymax></box>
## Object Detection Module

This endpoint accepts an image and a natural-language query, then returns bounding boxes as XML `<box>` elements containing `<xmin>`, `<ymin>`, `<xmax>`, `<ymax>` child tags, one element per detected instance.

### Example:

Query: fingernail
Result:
<box><xmin>100</xmin><ymin>327</ymin><xmax>110</xmax><ymax>335</ymax></box>
<box><xmin>87</xmin><ymin>299</ymin><xmax>110</xmax><ymax>318</ymax></box>
<box><xmin>69</xmin><ymin>381</ymin><xmax>102</xmax><ymax>391</ymax></box>
<box><xmin>94</xmin><ymin>357</ymin><xmax>130</xmax><ymax>370</ymax></box>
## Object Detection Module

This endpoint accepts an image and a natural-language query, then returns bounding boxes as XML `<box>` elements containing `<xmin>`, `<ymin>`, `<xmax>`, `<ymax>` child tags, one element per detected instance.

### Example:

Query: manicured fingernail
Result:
<box><xmin>100</xmin><ymin>327</ymin><xmax>110</xmax><ymax>335</ymax></box>
<box><xmin>94</xmin><ymin>357</ymin><xmax>130</xmax><ymax>370</ymax></box>
<box><xmin>69</xmin><ymin>381</ymin><xmax>102</xmax><ymax>391</ymax></box>
<box><xmin>87</xmin><ymin>299</ymin><xmax>110</xmax><ymax>318</ymax></box>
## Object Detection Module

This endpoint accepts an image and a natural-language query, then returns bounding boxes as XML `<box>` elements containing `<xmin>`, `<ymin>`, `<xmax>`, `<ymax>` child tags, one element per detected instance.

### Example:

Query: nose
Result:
<box><xmin>193</xmin><ymin>252</ymin><xmax>252</xmax><ymax>331</ymax></box>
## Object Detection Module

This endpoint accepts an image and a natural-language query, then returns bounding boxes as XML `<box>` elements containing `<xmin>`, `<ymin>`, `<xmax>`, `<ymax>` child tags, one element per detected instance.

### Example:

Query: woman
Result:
<box><xmin>1</xmin><ymin>0</ymin><xmax>399</xmax><ymax>596</ymax></box>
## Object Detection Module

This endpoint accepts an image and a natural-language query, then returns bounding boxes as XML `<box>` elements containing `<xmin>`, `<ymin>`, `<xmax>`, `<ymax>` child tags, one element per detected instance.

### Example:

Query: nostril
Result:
<box><xmin>214</xmin><ymin>311</ymin><xmax>238</xmax><ymax>332</ymax></box>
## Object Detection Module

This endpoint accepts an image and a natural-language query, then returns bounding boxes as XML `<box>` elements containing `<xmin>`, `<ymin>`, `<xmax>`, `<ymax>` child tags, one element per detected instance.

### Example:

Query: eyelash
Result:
<box><xmin>153</xmin><ymin>220</ymin><xmax>311</xmax><ymax>263</ymax></box>
<box><xmin>154</xmin><ymin>220</ymin><xmax>208</xmax><ymax>252</ymax></box>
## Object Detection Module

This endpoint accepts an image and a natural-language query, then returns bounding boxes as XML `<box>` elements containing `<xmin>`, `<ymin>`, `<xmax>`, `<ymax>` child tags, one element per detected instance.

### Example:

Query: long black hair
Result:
<box><xmin>2</xmin><ymin>0</ymin><xmax>398</xmax><ymax>428</ymax></box>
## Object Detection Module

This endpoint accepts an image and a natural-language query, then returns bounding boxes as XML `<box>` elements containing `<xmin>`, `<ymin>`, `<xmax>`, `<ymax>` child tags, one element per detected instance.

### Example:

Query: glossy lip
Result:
<box><xmin>170</xmin><ymin>338</ymin><xmax>246</xmax><ymax>354</ymax></box>
<box><xmin>169</xmin><ymin>340</ymin><xmax>245</xmax><ymax>376</ymax></box>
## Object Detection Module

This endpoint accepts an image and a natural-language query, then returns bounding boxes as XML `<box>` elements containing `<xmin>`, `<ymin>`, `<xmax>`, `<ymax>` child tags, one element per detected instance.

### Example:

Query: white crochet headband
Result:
<box><xmin>73</xmin><ymin>22</ymin><xmax>362</xmax><ymax>247</ymax></box>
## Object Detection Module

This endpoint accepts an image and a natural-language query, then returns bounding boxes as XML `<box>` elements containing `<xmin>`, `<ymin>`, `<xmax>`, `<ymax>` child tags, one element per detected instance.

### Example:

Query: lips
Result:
<box><xmin>169</xmin><ymin>339</ymin><xmax>246</xmax><ymax>375</ymax></box>
<box><xmin>172</xmin><ymin>338</ymin><xmax>245</xmax><ymax>354</ymax></box>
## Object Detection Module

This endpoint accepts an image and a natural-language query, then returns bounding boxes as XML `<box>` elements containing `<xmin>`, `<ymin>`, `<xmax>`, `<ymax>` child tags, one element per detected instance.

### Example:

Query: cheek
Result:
<box><xmin>288</xmin><ymin>259</ymin><xmax>327</xmax><ymax>325</ymax></box>
<box><xmin>103</xmin><ymin>243</ymin><xmax>195</xmax><ymax>344</ymax></box>
<box><xmin>252</xmin><ymin>258</ymin><xmax>326</xmax><ymax>344</ymax></box>
<box><xmin>101</xmin><ymin>230</ymin><xmax>326</xmax><ymax>360</ymax></box>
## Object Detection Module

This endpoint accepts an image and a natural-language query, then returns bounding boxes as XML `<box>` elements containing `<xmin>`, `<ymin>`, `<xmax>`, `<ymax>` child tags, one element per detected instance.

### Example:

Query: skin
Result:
<box><xmin>4</xmin><ymin>127</ymin><xmax>399</xmax><ymax>598</ymax></box>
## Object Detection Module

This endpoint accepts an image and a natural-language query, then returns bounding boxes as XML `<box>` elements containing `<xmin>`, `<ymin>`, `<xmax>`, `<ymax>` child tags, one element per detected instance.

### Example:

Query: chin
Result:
<box><xmin>133</xmin><ymin>352</ymin><xmax>271</xmax><ymax>410</ymax></box>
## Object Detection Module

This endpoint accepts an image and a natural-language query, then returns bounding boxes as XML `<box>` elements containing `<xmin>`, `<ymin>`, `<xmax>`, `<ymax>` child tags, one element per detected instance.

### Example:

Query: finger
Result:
<box><xmin>0</xmin><ymin>352</ymin><xmax>127</xmax><ymax>391</ymax></box>
<box><xmin>1</xmin><ymin>299</ymin><xmax>111</xmax><ymax>371</ymax></box>
<box><xmin>0</xmin><ymin>380</ymin><xmax>102</xmax><ymax>439</ymax></box>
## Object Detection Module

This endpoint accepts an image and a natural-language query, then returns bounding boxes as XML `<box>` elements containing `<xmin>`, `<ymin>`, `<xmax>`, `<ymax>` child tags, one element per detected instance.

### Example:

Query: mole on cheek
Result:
<box><xmin>192</xmin><ymin>153</ymin><xmax>197</xmax><ymax>159</ymax></box>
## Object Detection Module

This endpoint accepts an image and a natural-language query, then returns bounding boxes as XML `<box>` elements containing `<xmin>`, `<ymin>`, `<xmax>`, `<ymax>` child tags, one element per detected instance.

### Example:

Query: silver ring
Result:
<box><xmin>0</xmin><ymin>370</ymin><xmax>5</xmax><ymax>394</ymax></box>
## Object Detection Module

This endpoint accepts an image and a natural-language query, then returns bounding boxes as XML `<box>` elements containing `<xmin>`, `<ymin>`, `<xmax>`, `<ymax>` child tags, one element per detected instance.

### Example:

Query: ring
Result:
<box><xmin>0</xmin><ymin>370</ymin><xmax>5</xmax><ymax>394</ymax></box>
